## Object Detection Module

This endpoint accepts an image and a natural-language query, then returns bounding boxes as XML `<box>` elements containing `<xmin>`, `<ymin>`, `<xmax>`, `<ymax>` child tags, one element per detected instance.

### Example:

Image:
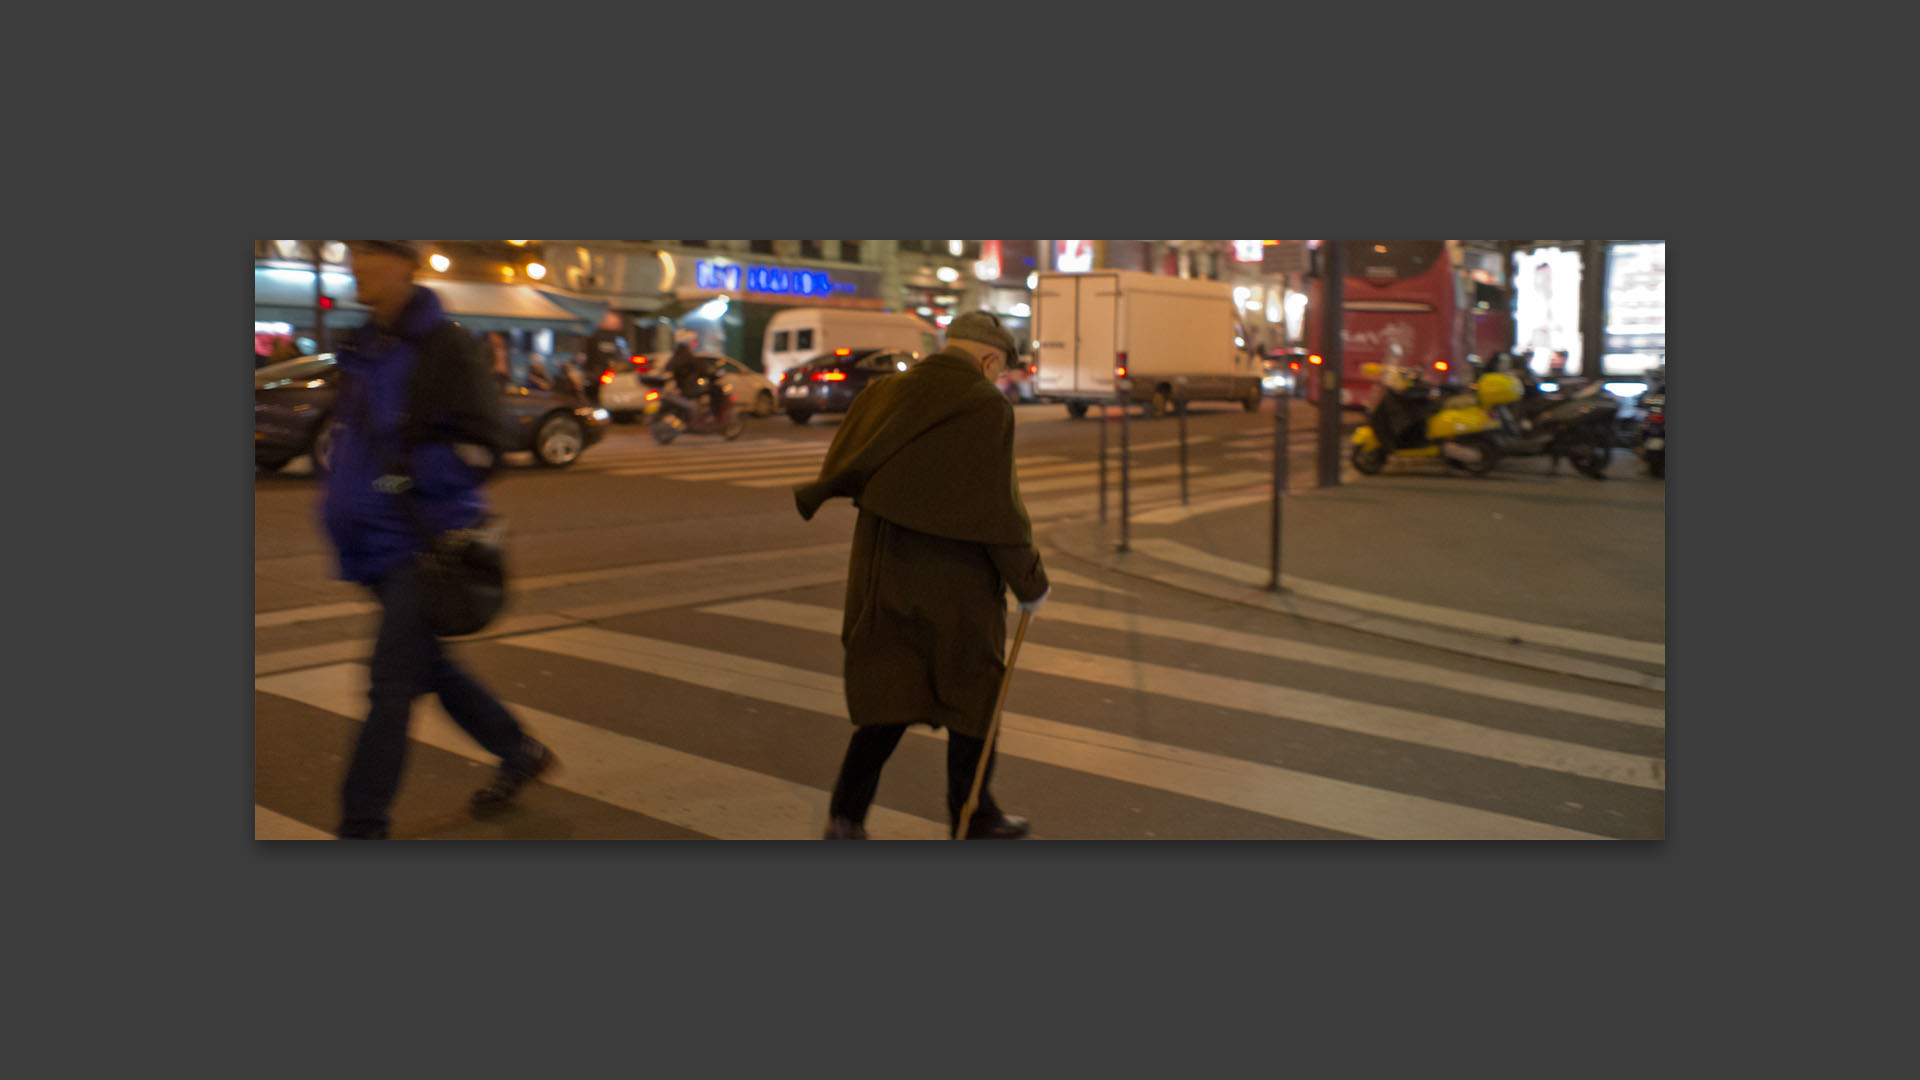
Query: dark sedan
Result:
<box><xmin>779</xmin><ymin>348</ymin><xmax>917</xmax><ymax>424</ymax></box>
<box><xmin>255</xmin><ymin>353</ymin><xmax>610</xmax><ymax>475</ymax></box>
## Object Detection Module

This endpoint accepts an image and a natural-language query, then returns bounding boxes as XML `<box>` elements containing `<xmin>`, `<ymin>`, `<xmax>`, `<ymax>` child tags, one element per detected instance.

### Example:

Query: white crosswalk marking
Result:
<box><xmin>1021</xmin><ymin>472</ymin><xmax>1273</xmax><ymax>519</ymax></box>
<box><xmin>255</xmin><ymin>805</ymin><xmax>332</xmax><ymax>840</ymax></box>
<box><xmin>256</xmin><ymin>664</ymin><xmax>951</xmax><ymax>840</ymax></box>
<box><xmin>495</xmin><ymin>626</ymin><xmax>1605</xmax><ymax>840</ymax></box>
<box><xmin>999</xmin><ymin>601</ymin><xmax>1661</xmax><ymax>727</ymax></box>
<box><xmin>1130</xmin><ymin>538</ymin><xmax>1667</xmax><ymax>667</ymax></box>
<box><xmin>1019</xmin><ymin>464</ymin><xmax>1201</xmax><ymax>495</ymax></box>
<box><xmin>1132</xmin><ymin>492</ymin><xmax>1278</xmax><ymax>525</ymax></box>
<box><xmin>698</xmin><ymin>600</ymin><xmax>1664</xmax><ymax>789</ymax></box>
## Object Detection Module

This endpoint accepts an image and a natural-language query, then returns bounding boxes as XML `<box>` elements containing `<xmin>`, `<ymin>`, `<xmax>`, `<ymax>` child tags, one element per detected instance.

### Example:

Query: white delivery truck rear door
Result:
<box><xmin>1033</xmin><ymin>272</ymin><xmax>1121</xmax><ymax>401</ymax></box>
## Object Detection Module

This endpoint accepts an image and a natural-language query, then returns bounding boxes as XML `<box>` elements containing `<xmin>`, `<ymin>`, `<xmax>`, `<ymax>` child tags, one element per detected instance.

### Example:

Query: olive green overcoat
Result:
<box><xmin>794</xmin><ymin>348</ymin><xmax>1049</xmax><ymax>737</ymax></box>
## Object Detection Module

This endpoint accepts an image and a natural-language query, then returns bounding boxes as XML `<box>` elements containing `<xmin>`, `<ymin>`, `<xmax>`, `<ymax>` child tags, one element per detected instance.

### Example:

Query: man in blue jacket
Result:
<box><xmin>323</xmin><ymin>241</ymin><xmax>556</xmax><ymax>839</ymax></box>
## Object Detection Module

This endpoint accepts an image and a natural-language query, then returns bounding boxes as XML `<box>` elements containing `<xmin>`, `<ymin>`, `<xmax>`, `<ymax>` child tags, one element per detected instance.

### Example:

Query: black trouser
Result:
<box><xmin>337</xmin><ymin>559</ymin><xmax>530</xmax><ymax>838</ymax></box>
<box><xmin>828</xmin><ymin>724</ymin><xmax>1002</xmax><ymax>834</ymax></box>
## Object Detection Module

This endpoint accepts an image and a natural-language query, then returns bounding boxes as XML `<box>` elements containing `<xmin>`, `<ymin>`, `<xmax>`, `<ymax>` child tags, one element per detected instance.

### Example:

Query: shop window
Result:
<box><xmin>839</xmin><ymin>240</ymin><xmax>862</xmax><ymax>263</ymax></box>
<box><xmin>750</xmin><ymin>240</ymin><xmax>775</xmax><ymax>254</ymax></box>
<box><xmin>800</xmin><ymin>240</ymin><xmax>823</xmax><ymax>259</ymax></box>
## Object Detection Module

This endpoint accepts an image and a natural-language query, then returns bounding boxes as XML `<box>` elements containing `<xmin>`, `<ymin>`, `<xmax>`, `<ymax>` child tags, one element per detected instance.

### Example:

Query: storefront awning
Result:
<box><xmin>253</xmin><ymin>267</ymin><xmax>594</xmax><ymax>332</ymax></box>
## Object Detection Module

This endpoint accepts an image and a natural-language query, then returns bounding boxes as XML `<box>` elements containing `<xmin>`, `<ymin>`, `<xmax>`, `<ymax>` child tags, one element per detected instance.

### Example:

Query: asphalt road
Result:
<box><xmin>253</xmin><ymin>398</ymin><xmax>1665</xmax><ymax>841</ymax></box>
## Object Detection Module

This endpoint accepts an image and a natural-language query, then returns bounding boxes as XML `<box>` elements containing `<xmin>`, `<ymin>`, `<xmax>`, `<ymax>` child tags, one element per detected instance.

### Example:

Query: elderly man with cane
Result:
<box><xmin>795</xmin><ymin>312</ymin><xmax>1050</xmax><ymax>840</ymax></box>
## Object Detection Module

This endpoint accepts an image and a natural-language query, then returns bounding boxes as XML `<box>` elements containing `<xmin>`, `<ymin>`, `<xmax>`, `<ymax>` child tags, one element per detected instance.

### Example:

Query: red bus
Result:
<box><xmin>1302</xmin><ymin>241</ymin><xmax>1512</xmax><ymax>409</ymax></box>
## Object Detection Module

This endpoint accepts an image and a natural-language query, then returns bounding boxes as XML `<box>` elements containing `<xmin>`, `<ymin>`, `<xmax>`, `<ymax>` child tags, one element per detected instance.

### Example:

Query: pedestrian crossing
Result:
<box><xmin>573</xmin><ymin>434</ymin><xmax>1270</xmax><ymax>523</ymax></box>
<box><xmin>254</xmin><ymin>572</ymin><xmax>1666</xmax><ymax>841</ymax></box>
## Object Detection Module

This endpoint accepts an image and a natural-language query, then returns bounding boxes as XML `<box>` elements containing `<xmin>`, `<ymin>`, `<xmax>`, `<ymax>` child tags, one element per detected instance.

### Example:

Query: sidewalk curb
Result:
<box><xmin>1042</xmin><ymin>518</ymin><xmax>1666</xmax><ymax>694</ymax></box>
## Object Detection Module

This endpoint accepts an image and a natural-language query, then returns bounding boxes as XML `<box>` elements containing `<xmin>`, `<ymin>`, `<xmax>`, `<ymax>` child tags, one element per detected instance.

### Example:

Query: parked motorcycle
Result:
<box><xmin>1490</xmin><ymin>372</ymin><xmax>1620</xmax><ymax>480</ymax></box>
<box><xmin>640</xmin><ymin>374</ymin><xmax>745</xmax><ymax>444</ymax></box>
<box><xmin>1351</xmin><ymin>370</ymin><xmax>1520</xmax><ymax>477</ymax></box>
<box><xmin>1636</xmin><ymin>389</ymin><xmax>1665</xmax><ymax>478</ymax></box>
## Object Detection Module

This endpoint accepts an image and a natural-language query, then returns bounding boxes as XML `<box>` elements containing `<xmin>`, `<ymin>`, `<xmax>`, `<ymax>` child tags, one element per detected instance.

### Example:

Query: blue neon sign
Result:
<box><xmin>696</xmin><ymin>260</ymin><xmax>857</xmax><ymax>298</ymax></box>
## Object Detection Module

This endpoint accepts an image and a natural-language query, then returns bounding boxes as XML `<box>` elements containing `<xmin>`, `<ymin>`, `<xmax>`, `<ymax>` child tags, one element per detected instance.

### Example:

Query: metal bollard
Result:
<box><xmin>1268</xmin><ymin>386</ymin><xmax>1289</xmax><ymax>592</ymax></box>
<box><xmin>1177</xmin><ymin>378</ymin><xmax>1190</xmax><ymax>506</ymax></box>
<box><xmin>1118</xmin><ymin>389</ymin><xmax>1131</xmax><ymax>553</ymax></box>
<box><xmin>1098</xmin><ymin>402</ymin><xmax>1108</xmax><ymax>524</ymax></box>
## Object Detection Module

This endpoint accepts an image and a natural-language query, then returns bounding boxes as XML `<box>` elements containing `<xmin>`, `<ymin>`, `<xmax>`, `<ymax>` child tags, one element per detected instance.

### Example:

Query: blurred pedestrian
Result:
<box><xmin>795</xmin><ymin>311</ymin><xmax>1048</xmax><ymax>840</ymax></box>
<box><xmin>322</xmin><ymin>240</ymin><xmax>556</xmax><ymax>840</ymax></box>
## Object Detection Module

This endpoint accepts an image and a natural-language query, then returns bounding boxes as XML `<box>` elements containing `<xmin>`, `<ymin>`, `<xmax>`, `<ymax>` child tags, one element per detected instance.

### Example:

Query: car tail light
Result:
<box><xmin>1289</xmin><ymin>361</ymin><xmax>1300</xmax><ymax>370</ymax></box>
<box><xmin>1309</xmin><ymin>354</ymin><xmax>1323</xmax><ymax>365</ymax></box>
<box><xmin>599</xmin><ymin>370</ymin><xmax>615</xmax><ymax>384</ymax></box>
<box><xmin>820</xmin><ymin>371</ymin><xmax>848</xmax><ymax>382</ymax></box>
<box><xmin>645</xmin><ymin>391</ymin><xmax>659</xmax><ymax>401</ymax></box>
<box><xmin>835</xmin><ymin>348</ymin><xmax>852</xmax><ymax>356</ymax></box>
<box><xmin>1435</xmin><ymin>361</ymin><xmax>1449</xmax><ymax>372</ymax></box>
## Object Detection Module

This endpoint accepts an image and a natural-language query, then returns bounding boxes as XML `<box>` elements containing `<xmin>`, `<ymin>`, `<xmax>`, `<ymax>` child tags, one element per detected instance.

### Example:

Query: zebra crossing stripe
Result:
<box><xmin>675</xmin><ymin>454</ymin><xmax>1065</xmax><ymax>485</ymax></box>
<box><xmin>255</xmin><ymin>805</ymin><xmax>332</xmax><ymax>840</ymax></box>
<box><xmin>1018</xmin><ymin>464</ymin><xmax>1199</xmax><ymax>495</ymax></box>
<box><xmin>1022</xmin><ymin>601</ymin><xmax>1662</xmax><ymax>728</ymax></box>
<box><xmin>1130</xmin><ymin>539</ymin><xmax>1667</xmax><ymax>667</ymax></box>
<box><xmin>1132</xmin><ymin>492</ymin><xmax>1278</xmax><ymax>525</ymax></box>
<box><xmin>698</xmin><ymin>600</ymin><xmax>1664</xmax><ymax>790</ymax></box>
<box><xmin>255</xmin><ymin>664</ymin><xmax>950</xmax><ymax>841</ymax></box>
<box><xmin>497</xmin><ymin>626</ymin><xmax>1608</xmax><ymax>840</ymax></box>
<box><xmin>1021</xmin><ymin>472</ymin><xmax>1274</xmax><ymax>520</ymax></box>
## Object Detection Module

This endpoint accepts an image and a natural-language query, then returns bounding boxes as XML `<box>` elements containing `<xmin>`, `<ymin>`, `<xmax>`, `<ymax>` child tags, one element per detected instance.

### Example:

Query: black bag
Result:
<box><xmin>412</xmin><ymin>510</ymin><xmax>508</xmax><ymax>638</ymax></box>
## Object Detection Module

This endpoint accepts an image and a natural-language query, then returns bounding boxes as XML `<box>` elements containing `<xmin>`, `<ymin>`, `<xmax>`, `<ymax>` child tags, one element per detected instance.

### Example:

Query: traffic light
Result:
<box><xmin>318</xmin><ymin>295</ymin><xmax>335</xmax><ymax>311</ymax></box>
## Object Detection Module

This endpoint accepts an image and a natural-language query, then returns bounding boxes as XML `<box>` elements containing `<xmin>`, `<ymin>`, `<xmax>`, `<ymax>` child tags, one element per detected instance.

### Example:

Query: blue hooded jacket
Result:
<box><xmin>321</xmin><ymin>286</ymin><xmax>495</xmax><ymax>585</ymax></box>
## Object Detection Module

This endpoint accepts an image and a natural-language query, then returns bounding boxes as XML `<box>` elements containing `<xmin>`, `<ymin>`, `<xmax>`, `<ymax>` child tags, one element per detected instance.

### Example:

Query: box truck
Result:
<box><xmin>1030</xmin><ymin>270</ymin><xmax>1263</xmax><ymax>418</ymax></box>
<box><xmin>762</xmin><ymin>308</ymin><xmax>942</xmax><ymax>385</ymax></box>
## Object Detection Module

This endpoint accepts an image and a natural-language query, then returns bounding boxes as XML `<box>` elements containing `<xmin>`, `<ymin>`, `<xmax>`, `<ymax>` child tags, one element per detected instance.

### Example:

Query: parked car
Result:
<box><xmin>601</xmin><ymin>351</ymin><xmax>778</xmax><ymax>422</ymax></box>
<box><xmin>255</xmin><ymin>353</ymin><xmax>609</xmax><ymax>475</ymax></box>
<box><xmin>779</xmin><ymin>348</ymin><xmax>917</xmax><ymax>423</ymax></box>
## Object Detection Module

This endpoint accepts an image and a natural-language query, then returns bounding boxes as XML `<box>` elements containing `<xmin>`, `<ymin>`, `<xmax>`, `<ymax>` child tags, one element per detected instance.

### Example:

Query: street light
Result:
<box><xmin>527</xmin><ymin>262</ymin><xmax>547</xmax><ymax>280</ymax></box>
<box><xmin>936</xmin><ymin>267</ymin><xmax>959</xmax><ymax>283</ymax></box>
<box><xmin>429</xmin><ymin>253</ymin><xmax>450</xmax><ymax>272</ymax></box>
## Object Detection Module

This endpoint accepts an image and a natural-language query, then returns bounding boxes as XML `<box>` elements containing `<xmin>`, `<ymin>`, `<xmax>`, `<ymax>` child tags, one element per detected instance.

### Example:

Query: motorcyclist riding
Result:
<box><xmin>665</xmin><ymin>332</ymin><xmax>730</xmax><ymax>424</ymax></box>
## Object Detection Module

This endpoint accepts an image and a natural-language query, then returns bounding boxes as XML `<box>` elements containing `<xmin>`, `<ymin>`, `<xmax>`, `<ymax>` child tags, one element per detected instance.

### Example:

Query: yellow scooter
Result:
<box><xmin>1351</xmin><ymin>370</ymin><xmax>1523</xmax><ymax>477</ymax></box>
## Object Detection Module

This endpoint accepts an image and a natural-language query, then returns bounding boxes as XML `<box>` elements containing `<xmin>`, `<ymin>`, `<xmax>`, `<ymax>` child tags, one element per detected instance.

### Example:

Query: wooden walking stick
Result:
<box><xmin>955</xmin><ymin>608</ymin><xmax>1034</xmax><ymax>840</ymax></box>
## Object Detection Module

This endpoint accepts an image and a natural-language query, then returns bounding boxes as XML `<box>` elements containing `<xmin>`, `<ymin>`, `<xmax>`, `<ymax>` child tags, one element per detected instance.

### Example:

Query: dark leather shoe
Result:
<box><xmin>471</xmin><ymin>739</ymin><xmax>559</xmax><ymax>817</ymax></box>
<box><xmin>960</xmin><ymin>812</ymin><xmax>1031</xmax><ymax>840</ymax></box>
<box><xmin>823</xmin><ymin>817</ymin><xmax>868</xmax><ymax>840</ymax></box>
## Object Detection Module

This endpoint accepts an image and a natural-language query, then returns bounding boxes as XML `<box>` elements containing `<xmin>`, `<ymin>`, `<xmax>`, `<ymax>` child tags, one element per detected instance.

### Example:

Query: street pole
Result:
<box><xmin>1176</xmin><ymin>376</ymin><xmax>1189</xmax><ymax>505</ymax></box>
<box><xmin>1268</xmin><ymin>371</ymin><xmax>1289</xmax><ymax>591</ymax></box>
<box><xmin>1317</xmin><ymin>241</ymin><xmax>1345</xmax><ymax>487</ymax></box>
<box><xmin>1117</xmin><ymin>385</ymin><xmax>1131</xmax><ymax>553</ymax></box>
<box><xmin>1581</xmin><ymin>238</ymin><xmax>1607</xmax><ymax>381</ymax></box>
<box><xmin>1098</xmin><ymin>401</ymin><xmax>1108</xmax><ymax>523</ymax></box>
<box><xmin>312</xmin><ymin>241</ymin><xmax>328</xmax><ymax>354</ymax></box>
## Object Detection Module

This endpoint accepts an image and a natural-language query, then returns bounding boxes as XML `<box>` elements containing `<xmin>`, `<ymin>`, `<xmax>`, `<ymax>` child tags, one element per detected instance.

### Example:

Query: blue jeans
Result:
<box><xmin>337</xmin><ymin>559</ymin><xmax>528</xmax><ymax>838</ymax></box>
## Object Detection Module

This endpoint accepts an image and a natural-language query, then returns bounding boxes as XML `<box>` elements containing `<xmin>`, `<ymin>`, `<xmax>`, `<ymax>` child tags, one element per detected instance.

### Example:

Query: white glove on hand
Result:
<box><xmin>1017</xmin><ymin>588</ymin><xmax>1050</xmax><ymax>615</ymax></box>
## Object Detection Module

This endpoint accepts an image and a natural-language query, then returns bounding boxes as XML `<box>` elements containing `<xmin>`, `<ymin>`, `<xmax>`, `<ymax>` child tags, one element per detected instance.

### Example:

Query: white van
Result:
<box><xmin>1031</xmin><ymin>270</ymin><xmax>1263</xmax><ymax>418</ymax></box>
<box><xmin>762</xmin><ymin>308</ymin><xmax>941</xmax><ymax>385</ymax></box>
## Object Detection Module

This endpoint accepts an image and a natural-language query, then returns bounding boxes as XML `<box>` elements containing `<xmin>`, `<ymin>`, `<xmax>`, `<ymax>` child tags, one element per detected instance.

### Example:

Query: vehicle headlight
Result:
<box><xmin>591</xmin><ymin>408</ymin><xmax>609</xmax><ymax>422</ymax></box>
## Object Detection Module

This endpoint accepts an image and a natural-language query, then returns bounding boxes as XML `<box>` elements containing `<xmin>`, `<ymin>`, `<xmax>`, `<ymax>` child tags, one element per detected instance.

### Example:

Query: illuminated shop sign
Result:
<box><xmin>696</xmin><ymin>259</ymin><xmax>856</xmax><ymax>297</ymax></box>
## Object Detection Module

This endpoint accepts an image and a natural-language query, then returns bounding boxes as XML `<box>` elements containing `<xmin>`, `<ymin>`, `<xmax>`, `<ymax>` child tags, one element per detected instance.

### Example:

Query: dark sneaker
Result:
<box><xmin>470</xmin><ymin>739</ymin><xmax>558</xmax><ymax>817</ymax></box>
<box><xmin>957</xmin><ymin>811</ymin><xmax>1031</xmax><ymax>840</ymax></box>
<box><xmin>823</xmin><ymin>817</ymin><xmax>869</xmax><ymax>840</ymax></box>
